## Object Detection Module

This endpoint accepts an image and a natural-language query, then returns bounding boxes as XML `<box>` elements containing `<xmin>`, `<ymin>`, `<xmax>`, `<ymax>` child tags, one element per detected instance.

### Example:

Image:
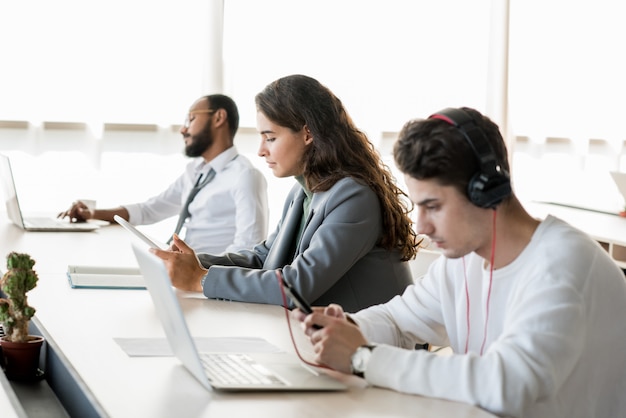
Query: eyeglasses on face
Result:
<box><xmin>183</xmin><ymin>109</ymin><xmax>216</xmax><ymax>129</ymax></box>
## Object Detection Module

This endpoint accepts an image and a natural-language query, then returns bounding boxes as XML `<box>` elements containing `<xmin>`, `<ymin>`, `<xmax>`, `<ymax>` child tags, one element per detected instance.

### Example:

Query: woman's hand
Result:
<box><xmin>150</xmin><ymin>234</ymin><xmax>207</xmax><ymax>292</ymax></box>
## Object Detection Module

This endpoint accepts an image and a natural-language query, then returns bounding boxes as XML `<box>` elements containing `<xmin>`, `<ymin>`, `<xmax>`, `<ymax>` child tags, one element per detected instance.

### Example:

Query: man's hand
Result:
<box><xmin>57</xmin><ymin>200</ymin><xmax>93</xmax><ymax>222</ymax></box>
<box><xmin>293</xmin><ymin>304</ymin><xmax>368</xmax><ymax>373</ymax></box>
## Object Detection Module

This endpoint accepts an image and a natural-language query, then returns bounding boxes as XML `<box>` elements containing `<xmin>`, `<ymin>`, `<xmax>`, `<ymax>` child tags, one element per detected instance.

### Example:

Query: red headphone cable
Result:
<box><xmin>276</xmin><ymin>270</ymin><xmax>334</xmax><ymax>370</ymax></box>
<box><xmin>463</xmin><ymin>209</ymin><xmax>497</xmax><ymax>355</ymax></box>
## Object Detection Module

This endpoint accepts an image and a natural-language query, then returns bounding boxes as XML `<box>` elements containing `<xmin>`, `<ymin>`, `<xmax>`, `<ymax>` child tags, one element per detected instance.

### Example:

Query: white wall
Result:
<box><xmin>2</xmin><ymin>0</ymin><xmax>626</xmax><ymax>231</ymax></box>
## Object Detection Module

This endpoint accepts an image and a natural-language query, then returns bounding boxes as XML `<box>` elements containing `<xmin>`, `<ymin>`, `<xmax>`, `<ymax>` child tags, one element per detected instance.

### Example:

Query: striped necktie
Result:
<box><xmin>167</xmin><ymin>168</ymin><xmax>216</xmax><ymax>244</ymax></box>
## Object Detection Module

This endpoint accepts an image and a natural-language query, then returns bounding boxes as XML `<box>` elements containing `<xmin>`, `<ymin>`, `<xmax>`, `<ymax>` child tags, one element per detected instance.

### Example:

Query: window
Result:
<box><xmin>223</xmin><ymin>0</ymin><xmax>493</xmax><ymax>134</ymax></box>
<box><xmin>0</xmin><ymin>0</ymin><xmax>209</xmax><ymax>125</ymax></box>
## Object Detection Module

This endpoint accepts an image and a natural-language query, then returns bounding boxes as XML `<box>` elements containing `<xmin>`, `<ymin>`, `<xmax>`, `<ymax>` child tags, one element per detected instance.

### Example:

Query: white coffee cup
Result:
<box><xmin>79</xmin><ymin>199</ymin><xmax>96</xmax><ymax>212</ymax></box>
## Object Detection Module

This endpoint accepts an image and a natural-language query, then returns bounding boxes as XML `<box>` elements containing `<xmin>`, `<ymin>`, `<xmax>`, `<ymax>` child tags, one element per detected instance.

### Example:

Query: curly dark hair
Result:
<box><xmin>255</xmin><ymin>74</ymin><xmax>417</xmax><ymax>260</ymax></box>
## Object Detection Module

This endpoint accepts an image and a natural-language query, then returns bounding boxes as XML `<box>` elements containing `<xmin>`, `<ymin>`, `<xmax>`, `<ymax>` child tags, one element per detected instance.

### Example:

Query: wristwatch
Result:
<box><xmin>350</xmin><ymin>344</ymin><xmax>376</xmax><ymax>378</ymax></box>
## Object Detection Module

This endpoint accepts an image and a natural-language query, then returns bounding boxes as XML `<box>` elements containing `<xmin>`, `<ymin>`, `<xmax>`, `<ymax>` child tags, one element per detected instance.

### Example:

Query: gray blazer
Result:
<box><xmin>198</xmin><ymin>177</ymin><xmax>412</xmax><ymax>312</ymax></box>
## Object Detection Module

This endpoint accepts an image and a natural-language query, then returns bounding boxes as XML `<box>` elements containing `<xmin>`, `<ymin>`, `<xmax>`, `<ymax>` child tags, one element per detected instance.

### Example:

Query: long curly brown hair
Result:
<box><xmin>255</xmin><ymin>74</ymin><xmax>418</xmax><ymax>260</ymax></box>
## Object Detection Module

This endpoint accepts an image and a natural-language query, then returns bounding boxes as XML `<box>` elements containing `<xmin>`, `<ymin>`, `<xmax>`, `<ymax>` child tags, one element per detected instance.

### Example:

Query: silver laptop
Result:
<box><xmin>131</xmin><ymin>243</ymin><xmax>347</xmax><ymax>392</ymax></box>
<box><xmin>536</xmin><ymin>171</ymin><xmax>626</xmax><ymax>216</ymax></box>
<box><xmin>0</xmin><ymin>154</ymin><xmax>99</xmax><ymax>231</ymax></box>
<box><xmin>610</xmin><ymin>171</ymin><xmax>626</xmax><ymax>210</ymax></box>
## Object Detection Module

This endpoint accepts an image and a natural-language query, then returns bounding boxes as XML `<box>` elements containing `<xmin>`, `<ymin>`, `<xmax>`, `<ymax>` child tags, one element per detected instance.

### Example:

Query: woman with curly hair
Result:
<box><xmin>153</xmin><ymin>74</ymin><xmax>418</xmax><ymax>311</ymax></box>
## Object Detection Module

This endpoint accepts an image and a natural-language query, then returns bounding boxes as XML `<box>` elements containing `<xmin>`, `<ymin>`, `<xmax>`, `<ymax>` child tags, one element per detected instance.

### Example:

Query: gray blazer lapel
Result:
<box><xmin>293</xmin><ymin>189</ymin><xmax>333</xmax><ymax>255</ymax></box>
<box><xmin>263</xmin><ymin>191</ymin><xmax>305</xmax><ymax>270</ymax></box>
<box><xmin>294</xmin><ymin>206</ymin><xmax>315</xmax><ymax>255</ymax></box>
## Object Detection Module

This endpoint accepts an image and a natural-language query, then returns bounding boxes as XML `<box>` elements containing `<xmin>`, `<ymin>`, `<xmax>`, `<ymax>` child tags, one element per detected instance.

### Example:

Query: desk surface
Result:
<box><xmin>0</xmin><ymin>370</ymin><xmax>25</xmax><ymax>418</ymax></box>
<box><xmin>525</xmin><ymin>201</ymin><xmax>626</xmax><ymax>245</ymax></box>
<box><xmin>0</xmin><ymin>220</ymin><xmax>495</xmax><ymax>418</ymax></box>
<box><xmin>525</xmin><ymin>201</ymin><xmax>626</xmax><ymax>269</ymax></box>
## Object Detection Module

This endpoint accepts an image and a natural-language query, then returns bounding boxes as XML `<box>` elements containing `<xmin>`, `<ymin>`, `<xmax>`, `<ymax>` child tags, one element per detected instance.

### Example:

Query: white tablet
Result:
<box><xmin>114</xmin><ymin>215</ymin><xmax>169</xmax><ymax>250</ymax></box>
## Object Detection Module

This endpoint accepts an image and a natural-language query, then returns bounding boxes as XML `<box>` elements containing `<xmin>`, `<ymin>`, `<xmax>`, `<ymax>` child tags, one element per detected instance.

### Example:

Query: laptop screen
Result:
<box><xmin>0</xmin><ymin>154</ymin><xmax>26</xmax><ymax>227</ymax></box>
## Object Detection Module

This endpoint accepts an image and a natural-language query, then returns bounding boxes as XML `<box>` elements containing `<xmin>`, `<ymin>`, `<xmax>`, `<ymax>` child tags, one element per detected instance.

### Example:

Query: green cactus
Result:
<box><xmin>0</xmin><ymin>252</ymin><xmax>38</xmax><ymax>343</ymax></box>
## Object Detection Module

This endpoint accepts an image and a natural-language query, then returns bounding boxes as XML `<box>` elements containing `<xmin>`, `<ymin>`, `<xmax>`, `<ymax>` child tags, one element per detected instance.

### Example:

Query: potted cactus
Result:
<box><xmin>0</xmin><ymin>252</ymin><xmax>44</xmax><ymax>381</ymax></box>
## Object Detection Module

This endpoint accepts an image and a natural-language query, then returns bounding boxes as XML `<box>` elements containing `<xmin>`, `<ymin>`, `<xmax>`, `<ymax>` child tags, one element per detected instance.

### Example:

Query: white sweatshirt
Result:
<box><xmin>353</xmin><ymin>216</ymin><xmax>626</xmax><ymax>418</ymax></box>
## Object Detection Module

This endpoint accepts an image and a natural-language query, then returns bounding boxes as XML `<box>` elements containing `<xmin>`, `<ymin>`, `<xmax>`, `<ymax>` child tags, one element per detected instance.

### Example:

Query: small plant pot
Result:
<box><xmin>0</xmin><ymin>335</ymin><xmax>45</xmax><ymax>381</ymax></box>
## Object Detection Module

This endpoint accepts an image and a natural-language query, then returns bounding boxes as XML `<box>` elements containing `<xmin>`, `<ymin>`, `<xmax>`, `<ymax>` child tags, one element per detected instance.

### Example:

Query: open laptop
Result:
<box><xmin>535</xmin><ymin>170</ymin><xmax>626</xmax><ymax>216</ymax></box>
<box><xmin>609</xmin><ymin>171</ymin><xmax>626</xmax><ymax>213</ymax></box>
<box><xmin>131</xmin><ymin>242</ymin><xmax>347</xmax><ymax>392</ymax></box>
<box><xmin>0</xmin><ymin>154</ymin><xmax>99</xmax><ymax>231</ymax></box>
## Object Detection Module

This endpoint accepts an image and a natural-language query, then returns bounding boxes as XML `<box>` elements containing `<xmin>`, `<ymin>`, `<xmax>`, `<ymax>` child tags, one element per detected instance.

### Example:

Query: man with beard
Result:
<box><xmin>58</xmin><ymin>94</ymin><xmax>269</xmax><ymax>254</ymax></box>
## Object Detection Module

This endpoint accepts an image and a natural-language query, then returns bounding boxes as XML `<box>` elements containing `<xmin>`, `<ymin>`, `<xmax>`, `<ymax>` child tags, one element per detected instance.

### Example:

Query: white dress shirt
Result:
<box><xmin>124</xmin><ymin>147</ymin><xmax>269</xmax><ymax>254</ymax></box>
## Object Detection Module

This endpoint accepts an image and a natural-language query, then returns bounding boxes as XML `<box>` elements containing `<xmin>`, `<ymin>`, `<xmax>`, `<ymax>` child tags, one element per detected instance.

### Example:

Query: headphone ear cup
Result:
<box><xmin>468</xmin><ymin>172</ymin><xmax>511</xmax><ymax>209</ymax></box>
<box><xmin>429</xmin><ymin>108</ymin><xmax>512</xmax><ymax>208</ymax></box>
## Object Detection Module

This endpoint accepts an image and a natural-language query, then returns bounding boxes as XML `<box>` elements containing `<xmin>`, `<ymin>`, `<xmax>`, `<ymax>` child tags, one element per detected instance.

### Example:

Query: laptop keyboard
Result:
<box><xmin>24</xmin><ymin>217</ymin><xmax>95</xmax><ymax>230</ymax></box>
<box><xmin>200</xmin><ymin>353</ymin><xmax>287</xmax><ymax>386</ymax></box>
<box><xmin>25</xmin><ymin>217</ymin><xmax>70</xmax><ymax>227</ymax></box>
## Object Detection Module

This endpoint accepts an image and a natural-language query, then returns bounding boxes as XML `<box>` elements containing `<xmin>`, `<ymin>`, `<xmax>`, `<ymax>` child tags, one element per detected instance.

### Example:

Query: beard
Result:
<box><xmin>184</xmin><ymin>120</ymin><xmax>214</xmax><ymax>157</ymax></box>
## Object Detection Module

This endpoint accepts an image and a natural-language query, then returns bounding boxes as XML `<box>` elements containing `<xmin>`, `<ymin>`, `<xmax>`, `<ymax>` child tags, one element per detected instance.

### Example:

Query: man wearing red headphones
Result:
<box><xmin>295</xmin><ymin>107</ymin><xmax>626</xmax><ymax>418</ymax></box>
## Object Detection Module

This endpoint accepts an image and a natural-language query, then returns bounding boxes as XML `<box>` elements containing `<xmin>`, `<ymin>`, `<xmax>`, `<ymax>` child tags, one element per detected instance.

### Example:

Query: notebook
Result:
<box><xmin>66</xmin><ymin>265</ymin><xmax>145</xmax><ymax>289</ymax></box>
<box><xmin>131</xmin><ymin>243</ymin><xmax>347</xmax><ymax>392</ymax></box>
<box><xmin>0</xmin><ymin>154</ymin><xmax>99</xmax><ymax>231</ymax></box>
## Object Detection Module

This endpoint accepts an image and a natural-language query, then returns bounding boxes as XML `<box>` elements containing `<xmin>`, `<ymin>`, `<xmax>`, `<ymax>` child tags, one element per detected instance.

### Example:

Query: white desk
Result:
<box><xmin>0</xmin><ymin>220</ymin><xmax>496</xmax><ymax>418</ymax></box>
<box><xmin>0</xmin><ymin>370</ymin><xmax>26</xmax><ymax>418</ymax></box>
